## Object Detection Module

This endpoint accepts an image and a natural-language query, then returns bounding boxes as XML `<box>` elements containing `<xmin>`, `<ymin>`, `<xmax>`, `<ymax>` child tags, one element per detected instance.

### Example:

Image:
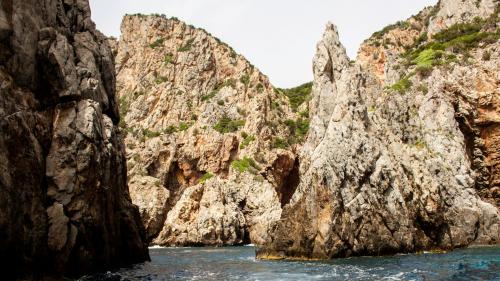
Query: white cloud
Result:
<box><xmin>89</xmin><ymin>0</ymin><xmax>437</xmax><ymax>87</ymax></box>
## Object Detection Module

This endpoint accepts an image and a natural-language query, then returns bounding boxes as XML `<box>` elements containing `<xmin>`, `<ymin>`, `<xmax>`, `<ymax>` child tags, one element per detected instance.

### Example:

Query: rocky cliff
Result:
<box><xmin>0</xmin><ymin>0</ymin><xmax>149</xmax><ymax>279</ymax></box>
<box><xmin>257</xmin><ymin>0</ymin><xmax>500</xmax><ymax>259</ymax></box>
<box><xmin>113</xmin><ymin>15</ymin><xmax>307</xmax><ymax>246</ymax></box>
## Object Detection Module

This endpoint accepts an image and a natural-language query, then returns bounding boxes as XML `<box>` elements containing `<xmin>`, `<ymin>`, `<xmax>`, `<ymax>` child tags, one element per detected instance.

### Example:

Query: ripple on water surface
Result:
<box><xmin>80</xmin><ymin>245</ymin><xmax>500</xmax><ymax>281</ymax></box>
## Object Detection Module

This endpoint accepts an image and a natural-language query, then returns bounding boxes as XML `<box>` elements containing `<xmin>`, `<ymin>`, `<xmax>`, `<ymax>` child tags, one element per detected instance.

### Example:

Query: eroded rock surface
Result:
<box><xmin>0</xmin><ymin>0</ymin><xmax>149</xmax><ymax>279</ymax></box>
<box><xmin>258</xmin><ymin>1</ymin><xmax>499</xmax><ymax>259</ymax></box>
<box><xmin>114</xmin><ymin>15</ymin><xmax>306</xmax><ymax>246</ymax></box>
<box><xmin>428</xmin><ymin>0</ymin><xmax>498</xmax><ymax>35</ymax></box>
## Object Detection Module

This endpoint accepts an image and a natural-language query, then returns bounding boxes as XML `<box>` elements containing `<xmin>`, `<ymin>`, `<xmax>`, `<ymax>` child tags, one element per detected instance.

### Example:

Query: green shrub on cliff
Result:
<box><xmin>214</xmin><ymin>115</ymin><xmax>245</xmax><ymax>133</ymax></box>
<box><xmin>432</xmin><ymin>19</ymin><xmax>483</xmax><ymax>43</ymax></box>
<box><xmin>389</xmin><ymin>76</ymin><xmax>413</xmax><ymax>94</ymax></box>
<box><xmin>178</xmin><ymin>38</ymin><xmax>195</xmax><ymax>52</ymax></box>
<box><xmin>118</xmin><ymin>95</ymin><xmax>134</xmax><ymax>130</ymax></box>
<box><xmin>118</xmin><ymin>96</ymin><xmax>130</xmax><ymax>117</ymax></box>
<box><xmin>198</xmin><ymin>172</ymin><xmax>214</xmax><ymax>184</ymax></box>
<box><xmin>201</xmin><ymin>91</ymin><xmax>217</xmax><ymax>101</ymax></box>
<box><xmin>272</xmin><ymin>137</ymin><xmax>289</xmax><ymax>149</ymax></box>
<box><xmin>278</xmin><ymin>82</ymin><xmax>313</xmax><ymax>112</ymax></box>
<box><xmin>240</xmin><ymin>134</ymin><xmax>256</xmax><ymax>149</ymax></box>
<box><xmin>271</xmin><ymin>101</ymin><xmax>281</xmax><ymax>111</ymax></box>
<box><xmin>213</xmin><ymin>79</ymin><xmax>236</xmax><ymax>93</ymax></box>
<box><xmin>404</xmin><ymin>12</ymin><xmax>500</xmax><ymax>68</ymax></box>
<box><xmin>371</xmin><ymin>21</ymin><xmax>410</xmax><ymax>40</ymax></box>
<box><xmin>155</xmin><ymin>76</ymin><xmax>168</xmax><ymax>84</ymax></box>
<box><xmin>240</xmin><ymin>74</ymin><xmax>250</xmax><ymax>86</ymax></box>
<box><xmin>256</xmin><ymin>83</ymin><xmax>264</xmax><ymax>93</ymax></box>
<box><xmin>142</xmin><ymin>128</ymin><xmax>161</xmax><ymax>139</ymax></box>
<box><xmin>284</xmin><ymin>118</ymin><xmax>310</xmax><ymax>144</ymax></box>
<box><xmin>162</xmin><ymin>125</ymin><xmax>177</xmax><ymax>134</ymax></box>
<box><xmin>178</xmin><ymin>122</ymin><xmax>192</xmax><ymax>131</ymax></box>
<box><xmin>164</xmin><ymin>53</ymin><xmax>174</xmax><ymax>65</ymax></box>
<box><xmin>412</xmin><ymin>49</ymin><xmax>443</xmax><ymax>67</ymax></box>
<box><xmin>231</xmin><ymin>157</ymin><xmax>261</xmax><ymax>174</ymax></box>
<box><xmin>482</xmin><ymin>51</ymin><xmax>491</xmax><ymax>61</ymax></box>
<box><xmin>417</xmin><ymin>83</ymin><xmax>429</xmax><ymax>94</ymax></box>
<box><xmin>149</xmin><ymin>38</ymin><xmax>164</xmax><ymax>49</ymax></box>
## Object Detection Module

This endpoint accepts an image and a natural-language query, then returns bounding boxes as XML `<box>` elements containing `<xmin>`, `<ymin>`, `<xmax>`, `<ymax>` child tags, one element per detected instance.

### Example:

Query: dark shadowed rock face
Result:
<box><xmin>257</xmin><ymin>0</ymin><xmax>499</xmax><ymax>260</ymax></box>
<box><xmin>0</xmin><ymin>0</ymin><xmax>149</xmax><ymax>279</ymax></box>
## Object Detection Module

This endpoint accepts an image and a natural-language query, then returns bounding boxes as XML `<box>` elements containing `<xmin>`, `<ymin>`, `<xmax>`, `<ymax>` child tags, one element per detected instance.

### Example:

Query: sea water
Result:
<box><xmin>81</xmin><ymin>245</ymin><xmax>500</xmax><ymax>280</ymax></box>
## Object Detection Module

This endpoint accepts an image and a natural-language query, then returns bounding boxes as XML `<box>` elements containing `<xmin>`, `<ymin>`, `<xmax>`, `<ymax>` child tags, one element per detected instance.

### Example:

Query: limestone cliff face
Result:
<box><xmin>0</xmin><ymin>0</ymin><xmax>149</xmax><ymax>279</ymax></box>
<box><xmin>257</xmin><ymin>1</ymin><xmax>499</xmax><ymax>259</ymax></box>
<box><xmin>114</xmin><ymin>15</ymin><xmax>304</xmax><ymax>246</ymax></box>
<box><xmin>357</xmin><ymin>0</ymin><xmax>500</xmax><ymax>206</ymax></box>
<box><xmin>428</xmin><ymin>0</ymin><xmax>498</xmax><ymax>35</ymax></box>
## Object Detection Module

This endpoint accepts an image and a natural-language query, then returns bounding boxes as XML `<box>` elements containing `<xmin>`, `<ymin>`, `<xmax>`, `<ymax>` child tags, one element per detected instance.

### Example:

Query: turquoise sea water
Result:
<box><xmin>82</xmin><ymin>245</ymin><xmax>500</xmax><ymax>280</ymax></box>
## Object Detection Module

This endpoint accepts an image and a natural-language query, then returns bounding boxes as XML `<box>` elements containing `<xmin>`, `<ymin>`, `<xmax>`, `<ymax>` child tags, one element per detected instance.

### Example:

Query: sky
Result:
<box><xmin>89</xmin><ymin>0</ymin><xmax>437</xmax><ymax>88</ymax></box>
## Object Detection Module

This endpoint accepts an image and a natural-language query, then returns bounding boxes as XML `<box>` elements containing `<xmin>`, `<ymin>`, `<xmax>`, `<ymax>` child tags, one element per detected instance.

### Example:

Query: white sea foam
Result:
<box><xmin>149</xmin><ymin>245</ymin><xmax>196</xmax><ymax>249</ymax></box>
<box><xmin>383</xmin><ymin>272</ymin><xmax>406</xmax><ymax>280</ymax></box>
<box><xmin>148</xmin><ymin>245</ymin><xmax>166</xmax><ymax>249</ymax></box>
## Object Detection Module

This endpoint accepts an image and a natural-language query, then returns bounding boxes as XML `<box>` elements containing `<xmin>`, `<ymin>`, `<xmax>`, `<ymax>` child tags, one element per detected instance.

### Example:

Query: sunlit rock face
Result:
<box><xmin>114</xmin><ymin>15</ymin><xmax>305</xmax><ymax>247</ymax></box>
<box><xmin>0</xmin><ymin>0</ymin><xmax>149</xmax><ymax>279</ymax></box>
<box><xmin>257</xmin><ymin>0</ymin><xmax>499</xmax><ymax>260</ymax></box>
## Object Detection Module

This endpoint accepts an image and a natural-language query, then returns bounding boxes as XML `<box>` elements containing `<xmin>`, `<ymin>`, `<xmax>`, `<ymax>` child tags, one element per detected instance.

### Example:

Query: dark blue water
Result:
<box><xmin>84</xmin><ymin>245</ymin><xmax>500</xmax><ymax>280</ymax></box>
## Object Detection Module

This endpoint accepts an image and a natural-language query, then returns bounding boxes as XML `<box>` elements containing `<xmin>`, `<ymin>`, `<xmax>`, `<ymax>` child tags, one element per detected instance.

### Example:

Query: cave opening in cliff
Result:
<box><xmin>238</xmin><ymin>199</ymin><xmax>252</xmax><ymax>245</ymax></box>
<box><xmin>454</xmin><ymin>110</ymin><xmax>476</xmax><ymax>167</ymax></box>
<box><xmin>279</xmin><ymin>158</ymin><xmax>300</xmax><ymax>207</ymax></box>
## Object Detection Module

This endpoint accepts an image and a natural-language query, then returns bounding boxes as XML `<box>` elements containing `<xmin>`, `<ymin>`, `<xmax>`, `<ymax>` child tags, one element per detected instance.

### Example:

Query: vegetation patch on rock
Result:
<box><xmin>214</xmin><ymin>115</ymin><xmax>245</xmax><ymax>133</ymax></box>
<box><xmin>149</xmin><ymin>38</ymin><xmax>164</xmax><ymax>49</ymax></box>
<box><xmin>231</xmin><ymin>157</ymin><xmax>261</xmax><ymax>174</ymax></box>
<box><xmin>198</xmin><ymin>172</ymin><xmax>214</xmax><ymax>184</ymax></box>
<box><xmin>240</xmin><ymin>133</ymin><xmax>256</xmax><ymax>149</ymax></box>
<box><xmin>277</xmin><ymin>82</ymin><xmax>313</xmax><ymax>112</ymax></box>
<box><xmin>388</xmin><ymin>75</ymin><xmax>413</xmax><ymax>94</ymax></box>
<box><xmin>403</xmin><ymin>12</ymin><xmax>499</xmax><ymax>69</ymax></box>
<box><xmin>178</xmin><ymin>38</ymin><xmax>195</xmax><ymax>52</ymax></box>
<box><xmin>284</xmin><ymin>118</ymin><xmax>310</xmax><ymax>144</ymax></box>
